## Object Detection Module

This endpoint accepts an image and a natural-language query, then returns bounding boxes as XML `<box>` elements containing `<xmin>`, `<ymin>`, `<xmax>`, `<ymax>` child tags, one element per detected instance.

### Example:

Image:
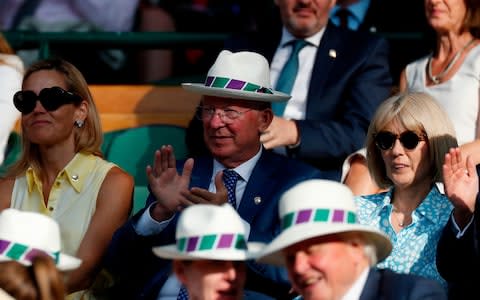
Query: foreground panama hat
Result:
<box><xmin>153</xmin><ymin>204</ymin><xmax>264</xmax><ymax>261</ymax></box>
<box><xmin>257</xmin><ymin>180</ymin><xmax>392</xmax><ymax>266</ymax></box>
<box><xmin>182</xmin><ymin>50</ymin><xmax>291</xmax><ymax>102</ymax></box>
<box><xmin>0</xmin><ymin>209</ymin><xmax>81</xmax><ymax>271</ymax></box>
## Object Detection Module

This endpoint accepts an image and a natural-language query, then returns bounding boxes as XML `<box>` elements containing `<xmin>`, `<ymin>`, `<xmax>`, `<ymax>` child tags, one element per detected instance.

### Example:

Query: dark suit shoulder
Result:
<box><xmin>261</xmin><ymin>150</ymin><xmax>322</xmax><ymax>176</ymax></box>
<box><xmin>370</xmin><ymin>269</ymin><xmax>447</xmax><ymax>300</ymax></box>
<box><xmin>325</xmin><ymin>22</ymin><xmax>388</xmax><ymax>48</ymax></box>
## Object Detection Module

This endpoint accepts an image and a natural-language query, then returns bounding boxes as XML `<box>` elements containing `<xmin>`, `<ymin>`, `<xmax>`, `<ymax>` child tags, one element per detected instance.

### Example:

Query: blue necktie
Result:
<box><xmin>177</xmin><ymin>285</ymin><xmax>188</xmax><ymax>300</ymax></box>
<box><xmin>272</xmin><ymin>39</ymin><xmax>308</xmax><ymax>116</ymax></box>
<box><xmin>223</xmin><ymin>169</ymin><xmax>239</xmax><ymax>208</ymax></box>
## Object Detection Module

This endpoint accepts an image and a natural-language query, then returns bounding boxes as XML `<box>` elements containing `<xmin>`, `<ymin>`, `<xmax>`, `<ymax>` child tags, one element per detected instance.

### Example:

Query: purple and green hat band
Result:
<box><xmin>282</xmin><ymin>208</ymin><xmax>356</xmax><ymax>230</ymax></box>
<box><xmin>0</xmin><ymin>239</ymin><xmax>60</xmax><ymax>264</ymax></box>
<box><xmin>177</xmin><ymin>233</ymin><xmax>247</xmax><ymax>253</ymax></box>
<box><xmin>205</xmin><ymin>76</ymin><xmax>274</xmax><ymax>95</ymax></box>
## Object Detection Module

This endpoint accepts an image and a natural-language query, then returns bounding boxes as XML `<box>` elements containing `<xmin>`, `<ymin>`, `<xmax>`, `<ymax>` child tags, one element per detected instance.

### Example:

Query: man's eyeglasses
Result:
<box><xmin>13</xmin><ymin>86</ymin><xmax>82</xmax><ymax>114</ymax></box>
<box><xmin>196</xmin><ymin>106</ymin><xmax>254</xmax><ymax>124</ymax></box>
<box><xmin>374</xmin><ymin>130</ymin><xmax>427</xmax><ymax>151</ymax></box>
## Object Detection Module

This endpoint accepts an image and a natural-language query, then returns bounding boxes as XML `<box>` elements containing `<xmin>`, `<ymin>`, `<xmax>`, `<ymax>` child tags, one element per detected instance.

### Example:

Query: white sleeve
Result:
<box><xmin>340</xmin><ymin>148</ymin><xmax>367</xmax><ymax>183</ymax></box>
<box><xmin>134</xmin><ymin>202</ymin><xmax>174</xmax><ymax>236</ymax></box>
<box><xmin>0</xmin><ymin>57</ymin><xmax>23</xmax><ymax>164</ymax></box>
<box><xmin>450</xmin><ymin>213</ymin><xmax>475</xmax><ymax>239</ymax></box>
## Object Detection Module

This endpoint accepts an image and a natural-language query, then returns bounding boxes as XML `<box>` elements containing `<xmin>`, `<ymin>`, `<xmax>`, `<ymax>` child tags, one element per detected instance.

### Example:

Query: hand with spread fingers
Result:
<box><xmin>443</xmin><ymin>147</ymin><xmax>478</xmax><ymax>228</ymax></box>
<box><xmin>260</xmin><ymin>116</ymin><xmax>299</xmax><ymax>149</ymax></box>
<box><xmin>182</xmin><ymin>171</ymin><xmax>228</xmax><ymax>206</ymax></box>
<box><xmin>146</xmin><ymin>145</ymin><xmax>194</xmax><ymax>221</ymax></box>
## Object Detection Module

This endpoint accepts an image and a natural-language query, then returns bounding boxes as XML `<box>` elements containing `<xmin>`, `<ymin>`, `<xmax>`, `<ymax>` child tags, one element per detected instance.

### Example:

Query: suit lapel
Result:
<box><xmin>237</xmin><ymin>151</ymin><xmax>278</xmax><ymax>224</ymax></box>
<box><xmin>307</xmin><ymin>22</ymin><xmax>342</xmax><ymax>113</ymax></box>
<box><xmin>359</xmin><ymin>268</ymin><xmax>381</xmax><ymax>300</ymax></box>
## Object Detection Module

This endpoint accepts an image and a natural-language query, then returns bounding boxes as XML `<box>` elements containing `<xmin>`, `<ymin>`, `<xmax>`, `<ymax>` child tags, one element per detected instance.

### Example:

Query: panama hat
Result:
<box><xmin>182</xmin><ymin>50</ymin><xmax>291</xmax><ymax>102</ymax></box>
<box><xmin>257</xmin><ymin>180</ymin><xmax>392</xmax><ymax>266</ymax></box>
<box><xmin>153</xmin><ymin>204</ymin><xmax>264</xmax><ymax>261</ymax></box>
<box><xmin>0</xmin><ymin>209</ymin><xmax>81</xmax><ymax>271</ymax></box>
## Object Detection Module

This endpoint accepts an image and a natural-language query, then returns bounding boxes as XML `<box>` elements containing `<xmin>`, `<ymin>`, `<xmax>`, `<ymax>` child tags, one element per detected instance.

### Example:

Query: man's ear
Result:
<box><xmin>258</xmin><ymin>108</ymin><xmax>274</xmax><ymax>132</ymax></box>
<box><xmin>173</xmin><ymin>260</ymin><xmax>188</xmax><ymax>285</ymax></box>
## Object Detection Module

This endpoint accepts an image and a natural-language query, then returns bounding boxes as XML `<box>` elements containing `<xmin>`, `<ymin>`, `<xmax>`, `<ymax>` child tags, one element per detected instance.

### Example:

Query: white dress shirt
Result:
<box><xmin>270</xmin><ymin>27</ymin><xmax>325</xmax><ymax>121</ymax></box>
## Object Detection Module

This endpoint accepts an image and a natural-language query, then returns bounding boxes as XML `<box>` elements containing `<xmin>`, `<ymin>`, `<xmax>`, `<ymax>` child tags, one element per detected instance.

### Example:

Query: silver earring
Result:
<box><xmin>74</xmin><ymin>120</ymin><xmax>84</xmax><ymax>128</ymax></box>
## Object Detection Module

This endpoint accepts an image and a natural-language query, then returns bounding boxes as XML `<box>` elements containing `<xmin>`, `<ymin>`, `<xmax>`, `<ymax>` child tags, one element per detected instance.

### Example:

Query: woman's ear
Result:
<box><xmin>74</xmin><ymin>100</ymin><xmax>88</xmax><ymax>123</ymax></box>
<box><xmin>258</xmin><ymin>108</ymin><xmax>274</xmax><ymax>132</ymax></box>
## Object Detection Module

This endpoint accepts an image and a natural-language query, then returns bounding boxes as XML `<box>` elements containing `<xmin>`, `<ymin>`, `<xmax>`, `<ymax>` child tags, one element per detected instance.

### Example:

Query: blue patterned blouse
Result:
<box><xmin>354</xmin><ymin>185</ymin><xmax>453</xmax><ymax>286</ymax></box>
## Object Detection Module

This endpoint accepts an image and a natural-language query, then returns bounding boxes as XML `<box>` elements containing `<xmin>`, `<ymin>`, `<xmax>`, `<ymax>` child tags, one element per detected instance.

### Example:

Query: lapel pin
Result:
<box><xmin>254</xmin><ymin>196</ymin><xmax>262</xmax><ymax>205</ymax></box>
<box><xmin>329</xmin><ymin>49</ymin><xmax>337</xmax><ymax>58</ymax></box>
<box><xmin>71</xmin><ymin>174</ymin><xmax>79</xmax><ymax>181</ymax></box>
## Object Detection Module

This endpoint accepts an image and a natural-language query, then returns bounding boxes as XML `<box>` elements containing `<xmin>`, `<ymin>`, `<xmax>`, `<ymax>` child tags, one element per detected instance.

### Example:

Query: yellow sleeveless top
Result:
<box><xmin>11</xmin><ymin>152</ymin><xmax>115</xmax><ymax>300</ymax></box>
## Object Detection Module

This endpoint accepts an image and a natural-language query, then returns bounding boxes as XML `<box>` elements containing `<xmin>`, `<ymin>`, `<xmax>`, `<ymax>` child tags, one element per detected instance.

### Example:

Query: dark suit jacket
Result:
<box><xmin>436</xmin><ymin>166</ymin><xmax>480</xmax><ymax>300</ymax></box>
<box><xmin>225</xmin><ymin>22</ymin><xmax>392</xmax><ymax>181</ymax></box>
<box><xmin>358</xmin><ymin>0</ymin><xmax>432</xmax><ymax>83</ymax></box>
<box><xmin>359</xmin><ymin>268</ymin><xmax>446</xmax><ymax>300</ymax></box>
<box><xmin>104</xmin><ymin>149</ymin><xmax>323</xmax><ymax>300</ymax></box>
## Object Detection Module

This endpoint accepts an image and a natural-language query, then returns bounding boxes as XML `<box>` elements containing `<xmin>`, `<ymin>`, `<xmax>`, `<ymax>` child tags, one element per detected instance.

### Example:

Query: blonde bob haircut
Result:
<box><xmin>5</xmin><ymin>58</ymin><xmax>103</xmax><ymax>179</ymax></box>
<box><xmin>366</xmin><ymin>92</ymin><xmax>458</xmax><ymax>189</ymax></box>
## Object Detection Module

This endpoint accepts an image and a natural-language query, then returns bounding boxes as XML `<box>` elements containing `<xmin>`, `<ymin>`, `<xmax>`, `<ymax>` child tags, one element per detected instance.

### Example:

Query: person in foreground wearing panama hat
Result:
<box><xmin>153</xmin><ymin>203</ymin><xmax>263</xmax><ymax>300</ymax></box>
<box><xmin>257</xmin><ymin>179</ymin><xmax>447</xmax><ymax>300</ymax></box>
<box><xmin>105</xmin><ymin>50</ymin><xmax>323</xmax><ymax>300</ymax></box>
<box><xmin>0</xmin><ymin>208</ymin><xmax>81</xmax><ymax>299</ymax></box>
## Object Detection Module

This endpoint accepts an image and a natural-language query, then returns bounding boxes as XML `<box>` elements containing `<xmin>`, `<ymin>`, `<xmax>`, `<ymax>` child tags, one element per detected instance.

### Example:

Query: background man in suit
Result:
<box><xmin>225</xmin><ymin>0</ymin><xmax>392</xmax><ymax>181</ymax></box>
<box><xmin>257</xmin><ymin>179</ymin><xmax>447</xmax><ymax>300</ymax></box>
<box><xmin>105</xmin><ymin>50</ymin><xmax>323</xmax><ymax>300</ymax></box>
<box><xmin>437</xmin><ymin>148</ymin><xmax>480</xmax><ymax>299</ymax></box>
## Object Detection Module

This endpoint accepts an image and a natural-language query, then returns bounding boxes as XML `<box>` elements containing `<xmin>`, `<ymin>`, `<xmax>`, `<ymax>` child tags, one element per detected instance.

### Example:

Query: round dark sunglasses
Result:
<box><xmin>374</xmin><ymin>131</ymin><xmax>427</xmax><ymax>151</ymax></box>
<box><xmin>13</xmin><ymin>86</ymin><xmax>82</xmax><ymax>114</ymax></box>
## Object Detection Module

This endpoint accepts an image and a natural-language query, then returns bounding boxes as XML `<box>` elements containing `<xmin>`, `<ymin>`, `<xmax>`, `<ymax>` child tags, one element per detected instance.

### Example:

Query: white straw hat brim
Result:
<box><xmin>0</xmin><ymin>253</ymin><xmax>81</xmax><ymax>271</ymax></box>
<box><xmin>182</xmin><ymin>83</ymin><xmax>291</xmax><ymax>102</ymax></box>
<box><xmin>257</xmin><ymin>223</ymin><xmax>392</xmax><ymax>266</ymax></box>
<box><xmin>153</xmin><ymin>242</ymin><xmax>265</xmax><ymax>261</ymax></box>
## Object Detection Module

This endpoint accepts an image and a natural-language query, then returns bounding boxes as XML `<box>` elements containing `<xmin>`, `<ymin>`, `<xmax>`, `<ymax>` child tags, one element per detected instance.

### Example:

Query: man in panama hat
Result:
<box><xmin>257</xmin><ymin>179</ymin><xmax>446</xmax><ymax>300</ymax></box>
<box><xmin>153</xmin><ymin>203</ymin><xmax>264</xmax><ymax>300</ymax></box>
<box><xmin>106</xmin><ymin>50</ymin><xmax>323</xmax><ymax>299</ymax></box>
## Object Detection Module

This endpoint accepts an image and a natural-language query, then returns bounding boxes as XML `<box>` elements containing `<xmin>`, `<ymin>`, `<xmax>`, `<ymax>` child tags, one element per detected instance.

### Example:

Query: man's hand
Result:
<box><xmin>260</xmin><ymin>116</ymin><xmax>299</xmax><ymax>149</ymax></box>
<box><xmin>182</xmin><ymin>171</ymin><xmax>228</xmax><ymax>206</ymax></box>
<box><xmin>443</xmin><ymin>147</ymin><xmax>478</xmax><ymax>228</ymax></box>
<box><xmin>146</xmin><ymin>145</ymin><xmax>193</xmax><ymax>221</ymax></box>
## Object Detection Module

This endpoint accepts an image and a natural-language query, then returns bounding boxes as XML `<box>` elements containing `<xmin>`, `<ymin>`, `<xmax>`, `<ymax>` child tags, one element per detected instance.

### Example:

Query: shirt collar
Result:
<box><xmin>212</xmin><ymin>147</ymin><xmax>262</xmax><ymax>182</ymax></box>
<box><xmin>279</xmin><ymin>26</ymin><xmax>325</xmax><ymax>48</ymax></box>
<box><xmin>415</xmin><ymin>184</ymin><xmax>450</xmax><ymax>223</ymax></box>
<box><xmin>379</xmin><ymin>185</ymin><xmax>449</xmax><ymax>224</ymax></box>
<box><xmin>26</xmin><ymin>152</ymin><xmax>95</xmax><ymax>194</ymax></box>
<box><xmin>331</xmin><ymin>0</ymin><xmax>371</xmax><ymax>25</ymax></box>
<box><xmin>342</xmin><ymin>267</ymin><xmax>370</xmax><ymax>300</ymax></box>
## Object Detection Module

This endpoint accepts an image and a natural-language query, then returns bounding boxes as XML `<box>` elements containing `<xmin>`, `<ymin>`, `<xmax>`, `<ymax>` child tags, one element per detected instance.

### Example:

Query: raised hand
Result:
<box><xmin>443</xmin><ymin>147</ymin><xmax>478</xmax><ymax>227</ymax></box>
<box><xmin>146</xmin><ymin>145</ymin><xmax>194</xmax><ymax>221</ymax></box>
<box><xmin>182</xmin><ymin>171</ymin><xmax>228</xmax><ymax>206</ymax></box>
